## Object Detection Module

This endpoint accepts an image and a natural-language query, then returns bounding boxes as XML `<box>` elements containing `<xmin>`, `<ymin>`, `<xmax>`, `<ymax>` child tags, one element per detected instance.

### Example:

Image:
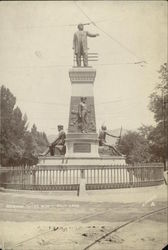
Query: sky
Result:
<box><xmin>0</xmin><ymin>1</ymin><xmax>167</xmax><ymax>136</ymax></box>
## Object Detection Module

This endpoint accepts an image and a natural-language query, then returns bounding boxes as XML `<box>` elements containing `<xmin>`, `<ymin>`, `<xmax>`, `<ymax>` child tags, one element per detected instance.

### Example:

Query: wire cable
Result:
<box><xmin>0</xmin><ymin>60</ymin><xmax>148</xmax><ymax>72</ymax></box>
<box><xmin>74</xmin><ymin>1</ymin><xmax>145</xmax><ymax>63</ymax></box>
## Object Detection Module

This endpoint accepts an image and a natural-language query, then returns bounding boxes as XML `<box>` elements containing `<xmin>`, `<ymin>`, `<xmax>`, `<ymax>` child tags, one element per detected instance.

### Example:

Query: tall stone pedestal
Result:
<box><xmin>66</xmin><ymin>67</ymin><xmax>99</xmax><ymax>157</ymax></box>
<box><xmin>38</xmin><ymin>66</ymin><xmax>126</xmax><ymax>168</ymax></box>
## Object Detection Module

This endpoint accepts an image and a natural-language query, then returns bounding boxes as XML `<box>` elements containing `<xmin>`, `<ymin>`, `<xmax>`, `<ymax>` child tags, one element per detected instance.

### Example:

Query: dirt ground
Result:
<box><xmin>0</xmin><ymin>184</ymin><xmax>167</xmax><ymax>250</ymax></box>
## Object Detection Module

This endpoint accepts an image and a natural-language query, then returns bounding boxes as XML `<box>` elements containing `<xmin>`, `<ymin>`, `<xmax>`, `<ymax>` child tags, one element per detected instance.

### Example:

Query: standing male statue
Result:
<box><xmin>73</xmin><ymin>23</ymin><xmax>99</xmax><ymax>67</ymax></box>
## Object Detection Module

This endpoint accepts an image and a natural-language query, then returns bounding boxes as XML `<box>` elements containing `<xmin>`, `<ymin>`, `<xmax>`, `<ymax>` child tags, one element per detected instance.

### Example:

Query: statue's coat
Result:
<box><xmin>73</xmin><ymin>30</ymin><xmax>97</xmax><ymax>54</ymax></box>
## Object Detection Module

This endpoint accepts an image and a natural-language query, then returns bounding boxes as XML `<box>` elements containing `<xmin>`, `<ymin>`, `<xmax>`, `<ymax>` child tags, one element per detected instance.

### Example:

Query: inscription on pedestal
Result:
<box><xmin>73</xmin><ymin>143</ymin><xmax>91</xmax><ymax>153</ymax></box>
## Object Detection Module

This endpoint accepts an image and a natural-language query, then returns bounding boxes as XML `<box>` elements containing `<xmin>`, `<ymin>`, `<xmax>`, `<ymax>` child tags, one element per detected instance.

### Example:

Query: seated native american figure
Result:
<box><xmin>98</xmin><ymin>125</ymin><xmax>123</xmax><ymax>156</ymax></box>
<box><xmin>40</xmin><ymin>125</ymin><xmax>66</xmax><ymax>156</ymax></box>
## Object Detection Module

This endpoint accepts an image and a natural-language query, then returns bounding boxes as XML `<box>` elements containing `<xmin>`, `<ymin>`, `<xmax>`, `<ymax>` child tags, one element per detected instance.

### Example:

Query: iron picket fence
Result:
<box><xmin>0</xmin><ymin>163</ymin><xmax>164</xmax><ymax>191</ymax></box>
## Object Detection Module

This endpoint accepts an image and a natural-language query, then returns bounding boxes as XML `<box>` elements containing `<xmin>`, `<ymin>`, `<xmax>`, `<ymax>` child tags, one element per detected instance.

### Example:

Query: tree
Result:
<box><xmin>22</xmin><ymin>131</ymin><xmax>38</xmax><ymax>166</ymax></box>
<box><xmin>149</xmin><ymin>63</ymin><xmax>168</xmax><ymax>122</ymax></box>
<box><xmin>0</xmin><ymin>85</ymin><xmax>25</xmax><ymax>166</ymax></box>
<box><xmin>138</xmin><ymin>124</ymin><xmax>154</xmax><ymax>140</ymax></box>
<box><xmin>0</xmin><ymin>85</ymin><xmax>48</xmax><ymax>166</ymax></box>
<box><xmin>149</xmin><ymin>63</ymin><xmax>168</xmax><ymax>165</ymax></box>
<box><xmin>118</xmin><ymin>131</ymin><xmax>152</xmax><ymax>164</ymax></box>
<box><xmin>30</xmin><ymin>124</ymin><xmax>48</xmax><ymax>156</ymax></box>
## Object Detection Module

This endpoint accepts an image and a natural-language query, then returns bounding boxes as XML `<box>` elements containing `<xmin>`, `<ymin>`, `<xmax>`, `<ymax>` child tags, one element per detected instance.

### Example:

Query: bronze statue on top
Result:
<box><xmin>73</xmin><ymin>23</ymin><xmax>99</xmax><ymax>67</ymax></box>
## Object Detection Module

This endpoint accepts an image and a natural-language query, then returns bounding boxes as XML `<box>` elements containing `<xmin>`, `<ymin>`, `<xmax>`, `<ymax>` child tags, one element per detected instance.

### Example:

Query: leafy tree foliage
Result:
<box><xmin>149</xmin><ymin>63</ymin><xmax>168</xmax><ymax>122</ymax></box>
<box><xmin>138</xmin><ymin>124</ymin><xmax>164</xmax><ymax>162</ymax></box>
<box><xmin>118</xmin><ymin>131</ymin><xmax>152</xmax><ymax>164</ymax></box>
<box><xmin>0</xmin><ymin>85</ymin><xmax>48</xmax><ymax>166</ymax></box>
<box><xmin>118</xmin><ymin>63</ymin><xmax>168</xmax><ymax>164</ymax></box>
<box><xmin>31</xmin><ymin>124</ymin><xmax>49</xmax><ymax>155</ymax></box>
<box><xmin>149</xmin><ymin>63</ymin><xmax>168</xmax><ymax>163</ymax></box>
<box><xmin>22</xmin><ymin>131</ymin><xmax>38</xmax><ymax>166</ymax></box>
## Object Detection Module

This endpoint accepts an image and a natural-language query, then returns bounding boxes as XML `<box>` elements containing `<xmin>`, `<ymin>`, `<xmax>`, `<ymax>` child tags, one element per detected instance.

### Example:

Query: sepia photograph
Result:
<box><xmin>0</xmin><ymin>1</ymin><xmax>167</xmax><ymax>250</ymax></box>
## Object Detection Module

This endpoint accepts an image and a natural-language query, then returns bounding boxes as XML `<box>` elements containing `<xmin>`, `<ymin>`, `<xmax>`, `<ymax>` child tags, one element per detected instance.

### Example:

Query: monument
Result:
<box><xmin>66</xmin><ymin>66</ymin><xmax>99</xmax><ymax>156</ymax></box>
<box><xmin>38</xmin><ymin>23</ymin><xmax>125</xmax><ymax>166</ymax></box>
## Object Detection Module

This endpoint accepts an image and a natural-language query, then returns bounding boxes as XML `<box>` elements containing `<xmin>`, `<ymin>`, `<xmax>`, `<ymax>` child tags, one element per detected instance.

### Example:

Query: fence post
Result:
<box><xmin>32</xmin><ymin>166</ymin><xmax>36</xmax><ymax>187</ymax></box>
<box><xmin>21</xmin><ymin>166</ymin><xmax>23</xmax><ymax>189</ymax></box>
<box><xmin>129</xmin><ymin>166</ymin><xmax>134</xmax><ymax>187</ymax></box>
<box><xmin>78</xmin><ymin>169</ymin><xmax>86</xmax><ymax>196</ymax></box>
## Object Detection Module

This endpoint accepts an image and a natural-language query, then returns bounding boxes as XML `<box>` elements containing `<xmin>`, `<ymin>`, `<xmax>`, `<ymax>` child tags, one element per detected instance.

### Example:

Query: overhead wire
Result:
<box><xmin>74</xmin><ymin>1</ymin><xmax>146</xmax><ymax>64</ymax></box>
<box><xmin>18</xmin><ymin>99</ymin><xmax>68</xmax><ymax>106</ymax></box>
<box><xmin>0</xmin><ymin>3</ymin><xmax>147</xmax><ymax>67</ymax></box>
<box><xmin>0</xmin><ymin>3</ymin><xmax>148</xmax><ymax>72</ymax></box>
<box><xmin>17</xmin><ymin>96</ymin><xmax>147</xmax><ymax>106</ymax></box>
<box><xmin>0</xmin><ymin>19</ymin><xmax>108</xmax><ymax>31</ymax></box>
<box><xmin>0</xmin><ymin>60</ymin><xmax>148</xmax><ymax>72</ymax></box>
<box><xmin>1</xmin><ymin>4</ymin><xmax>161</xmax><ymax>132</ymax></box>
<box><xmin>0</xmin><ymin>23</ymin><xmax>89</xmax><ymax>31</ymax></box>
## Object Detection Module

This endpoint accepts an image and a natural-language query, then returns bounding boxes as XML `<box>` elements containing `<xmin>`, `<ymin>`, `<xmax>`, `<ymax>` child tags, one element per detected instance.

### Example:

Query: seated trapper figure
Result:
<box><xmin>98</xmin><ymin>125</ymin><xmax>122</xmax><ymax>156</ymax></box>
<box><xmin>40</xmin><ymin>125</ymin><xmax>66</xmax><ymax>156</ymax></box>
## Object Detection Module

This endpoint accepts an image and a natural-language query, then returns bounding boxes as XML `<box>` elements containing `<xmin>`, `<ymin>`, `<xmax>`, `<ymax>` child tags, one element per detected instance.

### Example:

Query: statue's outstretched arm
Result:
<box><xmin>106</xmin><ymin>132</ymin><xmax>120</xmax><ymax>138</ymax></box>
<box><xmin>87</xmin><ymin>31</ymin><xmax>99</xmax><ymax>38</ymax></box>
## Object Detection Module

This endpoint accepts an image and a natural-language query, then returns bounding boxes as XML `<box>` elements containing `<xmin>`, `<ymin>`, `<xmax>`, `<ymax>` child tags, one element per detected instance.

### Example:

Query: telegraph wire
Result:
<box><xmin>17</xmin><ymin>96</ymin><xmax>147</xmax><ymax>107</ymax></box>
<box><xmin>0</xmin><ymin>61</ymin><xmax>148</xmax><ymax>72</ymax></box>
<box><xmin>96</xmin><ymin>62</ymin><xmax>147</xmax><ymax>67</ymax></box>
<box><xmin>74</xmin><ymin>1</ymin><xmax>95</xmax><ymax>27</ymax></box>
<box><xmin>0</xmin><ymin>23</ymin><xmax>87</xmax><ymax>31</ymax></box>
<box><xmin>18</xmin><ymin>99</ymin><xmax>68</xmax><ymax>106</ymax></box>
<box><xmin>0</xmin><ymin>20</ymin><xmax>108</xmax><ymax>31</ymax></box>
<box><xmin>74</xmin><ymin>1</ymin><xmax>146</xmax><ymax>64</ymax></box>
